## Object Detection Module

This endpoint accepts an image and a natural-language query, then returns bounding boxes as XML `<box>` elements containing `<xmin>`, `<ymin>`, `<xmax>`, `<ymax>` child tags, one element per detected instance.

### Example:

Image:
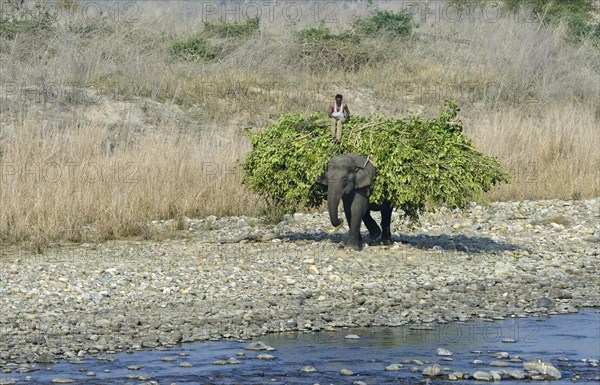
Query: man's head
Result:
<box><xmin>335</xmin><ymin>94</ymin><xmax>343</xmax><ymax>105</ymax></box>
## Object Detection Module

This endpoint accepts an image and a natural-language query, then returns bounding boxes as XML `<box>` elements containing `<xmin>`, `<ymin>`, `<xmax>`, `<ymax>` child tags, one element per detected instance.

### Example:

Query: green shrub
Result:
<box><xmin>168</xmin><ymin>35</ymin><xmax>215</xmax><ymax>61</ymax></box>
<box><xmin>203</xmin><ymin>17</ymin><xmax>260</xmax><ymax>38</ymax></box>
<box><xmin>242</xmin><ymin>101</ymin><xmax>509</xmax><ymax>222</ymax></box>
<box><xmin>565</xmin><ymin>14</ymin><xmax>600</xmax><ymax>45</ymax></box>
<box><xmin>68</xmin><ymin>20</ymin><xmax>115</xmax><ymax>37</ymax></box>
<box><xmin>503</xmin><ymin>0</ymin><xmax>595</xmax><ymax>22</ymax></box>
<box><xmin>351</xmin><ymin>9</ymin><xmax>414</xmax><ymax>37</ymax></box>
<box><xmin>298</xmin><ymin>25</ymin><xmax>358</xmax><ymax>44</ymax></box>
<box><xmin>296</xmin><ymin>25</ymin><xmax>368</xmax><ymax>72</ymax></box>
<box><xmin>0</xmin><ymin>11</ymin><xmax>55</xmax><ymax>39</ymax></box>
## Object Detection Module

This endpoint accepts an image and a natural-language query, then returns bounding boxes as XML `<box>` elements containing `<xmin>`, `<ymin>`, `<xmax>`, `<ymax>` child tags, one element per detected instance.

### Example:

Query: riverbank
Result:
<box><xmin>1</xmin><ymin>199</ymin><xmax>598</xmax><ymax>368</ymax></box>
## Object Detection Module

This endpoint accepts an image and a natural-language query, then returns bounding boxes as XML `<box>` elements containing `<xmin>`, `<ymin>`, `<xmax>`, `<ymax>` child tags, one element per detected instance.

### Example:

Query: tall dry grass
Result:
<box><xmin>0</xmin><ymin>1</ymin><xmax>598</xmax><ymax>246</ymax></box>
<box><xmin>0</xmin><ymin>118</ymin><xmax>252</xmax><ymax>248</ymax></box>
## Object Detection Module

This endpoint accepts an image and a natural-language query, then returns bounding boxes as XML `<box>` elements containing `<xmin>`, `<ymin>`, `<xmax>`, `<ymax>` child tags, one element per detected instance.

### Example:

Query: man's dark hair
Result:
<box><xmin>335</xmin><ymin>94</ymin><xmax>343</xmax><ymax>99</ymax></box>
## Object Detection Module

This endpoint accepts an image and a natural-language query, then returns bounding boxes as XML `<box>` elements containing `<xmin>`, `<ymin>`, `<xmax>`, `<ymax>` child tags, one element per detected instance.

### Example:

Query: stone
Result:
<box><xmin>504</xmin><ymin>370</ymin><xmax>525</xmax><ymax>379</ymax></box>
<box><xmin>300</xmin><ymin>365</ymin><xmax>317</xmax><ymax>373</ymax></box>
<box><xmin>385</xmin><ymin>364</ymin><xmax>402</xmax><ymax>371</ymax></box>
<box><xmin>345</xmin><ymin>334</ymin><xmax>361</xmax><ymax>339</ymax></box>
<box><xmin>448</xmin><ymin>371</ymin><xmax>464</xmax><ymax>380</ymax></box>
<box><xmin>472</xmin><ymin>371</ymin><xmax>492</xmax><ymax>381</ymax></box>
<box><xmin>244</xmin><ymin>341</ymin><xmax>275</xmax><ymax>351</ymax></box>
<box><xmin>437</xmin><ymin>347</ymin><xmax>453</xmax><ymax>356</ymax></box>
<box><xmin>340</xmin><ymin>368</ymin><xmax>355</xmax><ymax>376</ymax></box>
<box><xmin>534</xmin><ymin>297</ymin><xmax>555</xmax><ymax>309</ymax></box>
<box><xmin>51</xmin><ymin>379</ymin><xmax>76</xmax><ymax>384</ymax></box>
<box><xmin>523</xmin><ymin>359</ymin><xmax>562</xmax><ymax>379</ymax></box>
<box><xmin>422</xmin><ymin>364</ymin><xmax>443</xmax><ymax>377</ymax></box>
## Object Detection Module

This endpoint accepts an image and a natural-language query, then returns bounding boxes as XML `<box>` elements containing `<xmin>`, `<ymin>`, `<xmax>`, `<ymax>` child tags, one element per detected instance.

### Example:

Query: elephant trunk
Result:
<box><xmin>327</xmin><ymin>186</ymin><xmax>343</xmax><ymax>228</ymax></box>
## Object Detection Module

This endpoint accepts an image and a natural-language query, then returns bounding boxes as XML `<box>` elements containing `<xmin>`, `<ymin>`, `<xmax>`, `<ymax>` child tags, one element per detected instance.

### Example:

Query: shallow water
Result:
<box><xmin>2</xmin><ymin>309</ymin><xmax>599</xmax><ymax>384</ymax></box>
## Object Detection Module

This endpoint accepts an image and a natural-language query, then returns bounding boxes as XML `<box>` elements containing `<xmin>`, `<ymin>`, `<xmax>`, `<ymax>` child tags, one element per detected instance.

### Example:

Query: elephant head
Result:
<box><xmin>318</xmin><ymin>153</ymin><xmax>378</xmax><ymax>228</ymax></box>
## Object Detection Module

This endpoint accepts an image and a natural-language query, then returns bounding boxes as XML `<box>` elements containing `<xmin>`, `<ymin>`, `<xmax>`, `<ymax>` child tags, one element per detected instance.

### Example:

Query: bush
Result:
<box><xmin>0</xmin><ymin>11</ymin><xmax>55</xmax><ymax>39</ymax></box>
<box><xmin>242</xmin><ymin>101</ymin><xmax>509</xmax><ymax>222</ymax></box>
<box><xmin>68</xmin><ymin>20</ymin><xmax>115</xmax><ymax>37</ymax></box>
<box><xmin>503</xmin><ymin>0</ymin><xmax>595</xmax><ymax>22</ymax></box>
<box><xmin>168</xmin><ymin>35</ymin><xmax>215</xmax><ymax>61</ymax></box>
<box><xmin>565</xmin><ymin>14</ymin><xmax>600</xmax><ymax>45</ymax></box>
<box><xmin>298</xmin><ymin>25</ymin><xmax>358</xmax><ymax>43</ymax></box>
<box><xmin>503</xmin><ymin>0</ymin><xmax>598</xmax><ymax>45</ymax></box>
<box><xmin>295</xmin><ymin>25</ymin><xmax>369</xmax><ymax>72</ymax></box>
<box><xmin>203</xmin><ymin>17</ymin><xmax>260</xmax><ymax>38</ymax></box>
<box><xmin>351</xmin><ymin>9</ymin><xmax>414</xmax><ymax>37</ymax></box>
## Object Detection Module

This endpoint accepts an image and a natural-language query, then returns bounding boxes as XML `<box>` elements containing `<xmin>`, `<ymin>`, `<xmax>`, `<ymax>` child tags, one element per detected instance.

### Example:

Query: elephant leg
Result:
<box><xmin>363</xmin><ymin>210</ymin><xmax>381</xmax><ymax>241</ymax></box>
<box><xmin>344</xmin><ymin>195</ymin><xmax>364</xmax><ymax>250</ymax></box>
<box><xmin>380</xmin><ymin>203</ymin><xmax>392</xmax><ymax>245</ymax></box>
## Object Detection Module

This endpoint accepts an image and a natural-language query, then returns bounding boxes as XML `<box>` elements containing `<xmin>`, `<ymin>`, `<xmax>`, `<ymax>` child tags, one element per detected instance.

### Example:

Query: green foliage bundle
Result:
<box><xmin>242</xmin><ymin>101</ymin><xmax>509</xmax><ymax>223</ymax></box>
<box><xmin>203</xmin><ymin>16</ymin><xmax>260</xmax><ymax>38</ymax></box>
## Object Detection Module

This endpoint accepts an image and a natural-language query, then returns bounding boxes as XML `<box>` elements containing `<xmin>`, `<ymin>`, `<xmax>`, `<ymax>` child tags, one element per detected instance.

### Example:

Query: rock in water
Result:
<box><xmin>524</xmin><ymin>358</ymin><xmax>562</xmax><ymax>379</ymax></box>
<box><xmin>472</xmin><ymin>371</ymin><xmax>492</xmax><ymax>381</ymax></box>
<box><xmin>340</xmin><ymin>368</ymin><xmax>354</xmax><ymax>376</ymax></box>
<box><xmin>422</xmin><ymin>364</ymin><xmax>443</xmax><ymax>377</ymax></box>
<box><xmin>244</xmin><ymin>341</ymin><xmax>275</xmax><ymax>351</ymax></box>
<box><xmin>437</xmin><ymin>347</ymin><xmax>453</xmax><ymax>356</ymax></box>
<box><xmin>300</xmin><ymin>365</ymin><xmax>318</xmax><ymax>373</ymax></box>
<box><xmin>51</xmin><ymin>379</ymin><xmax>76</xmax><ymax>384</ymax></box>
<box><xmin>385</xmin><ymin>364</ymin><xmax>402</xmax><ymax>371</ymax></box>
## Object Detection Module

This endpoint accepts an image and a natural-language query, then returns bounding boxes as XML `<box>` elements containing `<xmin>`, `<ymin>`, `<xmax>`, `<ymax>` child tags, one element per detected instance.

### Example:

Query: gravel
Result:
<box><xmin>0</xmin><ymin>199</ymin><xmax>598</xmax><ymax>368</ymax></box>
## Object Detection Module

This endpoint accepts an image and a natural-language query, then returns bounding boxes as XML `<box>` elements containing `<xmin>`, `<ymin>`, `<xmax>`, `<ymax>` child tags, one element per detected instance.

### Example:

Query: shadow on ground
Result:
<box><xmin>285</xmin><ymin>231</ymin><xmax>523</xmax><ymax>254</ymax></box>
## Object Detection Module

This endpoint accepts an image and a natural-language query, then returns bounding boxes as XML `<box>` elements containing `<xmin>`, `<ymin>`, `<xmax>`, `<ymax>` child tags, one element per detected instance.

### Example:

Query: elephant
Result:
<box><xmin>318</xmin><ymin>153</ymin><xmax>393</xmax><ymax>250</ymax></box>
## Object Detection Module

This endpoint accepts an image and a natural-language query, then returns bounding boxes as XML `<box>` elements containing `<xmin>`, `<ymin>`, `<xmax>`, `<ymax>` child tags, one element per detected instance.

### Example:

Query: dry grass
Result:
<box><xmin>0</xmin><ymin>117</ymin><xmax>252</xmax><ymax>248</ymax></box>
<box><xmin>0</xmin><ymin>1</ymin><xmax>598</xmax><ymax>246</ymax></box>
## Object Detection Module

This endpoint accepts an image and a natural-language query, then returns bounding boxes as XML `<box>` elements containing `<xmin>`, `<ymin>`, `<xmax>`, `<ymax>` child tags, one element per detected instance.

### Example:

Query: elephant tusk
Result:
<box><xmin>329</xmin><ymin>218</ymin><xmax>345</xmax><ymax>233</ymax></box>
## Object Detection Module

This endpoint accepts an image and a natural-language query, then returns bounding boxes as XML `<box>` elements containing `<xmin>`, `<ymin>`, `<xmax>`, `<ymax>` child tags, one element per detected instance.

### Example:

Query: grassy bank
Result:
<box><xmin>0</xmin><ymin>1</ymin><xmax>598</xmax><ymax>247</ymax></box>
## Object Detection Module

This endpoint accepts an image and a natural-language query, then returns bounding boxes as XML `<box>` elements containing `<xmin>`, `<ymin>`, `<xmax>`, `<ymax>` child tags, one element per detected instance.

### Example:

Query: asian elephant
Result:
<box><xmin>318</xmin><ymin>153</ymin><xmax>392</xmax><ymax>250</ymax></box>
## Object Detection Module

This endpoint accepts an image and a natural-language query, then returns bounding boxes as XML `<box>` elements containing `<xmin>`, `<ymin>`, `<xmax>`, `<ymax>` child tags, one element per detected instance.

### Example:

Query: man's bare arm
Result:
<box><xmin>327</xmin><ymin>103</ymin><xmax>334</xmax><ymax>118</ymax></box>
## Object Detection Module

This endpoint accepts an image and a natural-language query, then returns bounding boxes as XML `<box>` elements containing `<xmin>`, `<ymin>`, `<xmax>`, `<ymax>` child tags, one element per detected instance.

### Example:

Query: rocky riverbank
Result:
<box><xmin>1</xmin><ymin>199</ymin><xmax>598</xmax><ymax>369</ymax></box>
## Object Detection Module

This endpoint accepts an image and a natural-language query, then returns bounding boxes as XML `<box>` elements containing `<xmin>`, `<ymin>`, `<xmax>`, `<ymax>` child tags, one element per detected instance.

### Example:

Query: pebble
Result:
<box><xmin>340</xmin><ymin>368</ymin><xmax>354</xmax><ymax>376</ymax></box>
<box><xmin>300</xmin><ymin>365</ymin><xmax>317</xmax><ymax>373</ymax></box>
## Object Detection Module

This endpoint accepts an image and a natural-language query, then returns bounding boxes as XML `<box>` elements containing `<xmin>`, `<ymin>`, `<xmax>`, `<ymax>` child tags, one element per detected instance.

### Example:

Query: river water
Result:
<box><xmin>2</xmin><ymin>309</ymin><xmax>598</xmax><ymax>384</ymax></box>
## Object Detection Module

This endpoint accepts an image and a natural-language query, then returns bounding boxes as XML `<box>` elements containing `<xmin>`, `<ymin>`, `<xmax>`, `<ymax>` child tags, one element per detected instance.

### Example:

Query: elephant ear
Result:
<box><xmin>350</xmin><ymin>154</ymin><xmax>378</xmax><ymax>188</ymax></box>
